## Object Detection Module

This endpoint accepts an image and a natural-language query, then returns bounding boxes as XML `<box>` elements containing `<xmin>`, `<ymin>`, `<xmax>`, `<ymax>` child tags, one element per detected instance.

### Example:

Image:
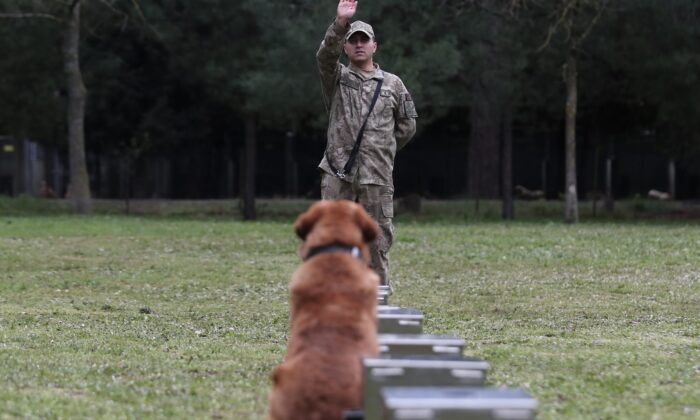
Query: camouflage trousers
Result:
<box><xmin>321</xmin><ymin>173</ymin><xmax>395</xmax><ymax>291</ymax></box>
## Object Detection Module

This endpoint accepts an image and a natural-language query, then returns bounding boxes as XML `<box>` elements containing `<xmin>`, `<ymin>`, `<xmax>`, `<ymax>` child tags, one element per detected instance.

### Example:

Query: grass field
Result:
<box><xmin>1</xmin><ymin>198</ymin><xmax>699</xmax><ymax>419</ymax></box>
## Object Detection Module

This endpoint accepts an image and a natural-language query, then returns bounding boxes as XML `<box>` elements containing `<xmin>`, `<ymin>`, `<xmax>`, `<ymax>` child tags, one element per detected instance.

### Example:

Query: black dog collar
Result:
<box><xmin>305</xmin><ymin>244</ymin><xmax>362</xmax><ymax>261</ymax></box>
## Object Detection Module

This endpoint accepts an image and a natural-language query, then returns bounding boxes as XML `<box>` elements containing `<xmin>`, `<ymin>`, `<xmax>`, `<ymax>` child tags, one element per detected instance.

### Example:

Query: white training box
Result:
<box><xmin>362</xmin><ymin>356</ymin><xmax>490</xmax><ymax>420</ymax></box>
<box><xmin>377</xmin><ymin>290</ymin><xmax>390</xmax><ymax>305</ymax></box>
<box><xmin>377</xmin><ymin>308</ymin><xmax>424</xmax><ymax>334</ymax></box>
<box><xmin>378</xmin><ymin>334</ymin><xmax>465</xmax><ymax>356</ymax></box>
<box><xmin>380</xmin><ymin>387</ymin><xmax>538</xmax><ymax>420</ymax></box>
<box><xmin>378</xmin><ymin>285</ymin><xmax>392</xmax><ymax>296</ymax></box>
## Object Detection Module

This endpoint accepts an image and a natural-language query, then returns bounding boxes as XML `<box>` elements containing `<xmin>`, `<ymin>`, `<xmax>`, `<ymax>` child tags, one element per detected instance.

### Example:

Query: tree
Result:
<box><xmin>236</xmin><ymin>0</ymin><xmax>328</xmax><ymax>216</ymax></box>
<box><xmin>136</xmin><ymin>0</ymin><xmax>328</xmax><ymax>218</ymax></box>
<box><xmin>616</xmin><ymin>0</ymin><xmax>700</xmax><ymax>194</ymax></box>
<box><xmin>565</xmin><ymin>0</ymin><xmax>700</xmax><ymax>202</ymax></box>
<box><xmin>1</xmin><ymin>0</ymin><xmax>142</xmax><ymax>213</ymax></box>
<box><xmin>0</xmin><ymin>20</ymin><xmax>62</xmax><ymax>143</ymax></box>
<box><xmin>507</xmin><ymin>0</ymin><xmax>608</xmax><ymax>223</ymax></box>
<box><xmin>464</xmin><ymin>2</ymin><xmax>526</xmax><ymax>219</ymax></box>
<box><xmin>62</xmin><ymin>1</ymin><xmax>91</xmax><ymax>213</ymax></box>
<box><xmin>440</xmin><ymin>1</ymin><xmax>535</xmax><ymax>218</ymax></box>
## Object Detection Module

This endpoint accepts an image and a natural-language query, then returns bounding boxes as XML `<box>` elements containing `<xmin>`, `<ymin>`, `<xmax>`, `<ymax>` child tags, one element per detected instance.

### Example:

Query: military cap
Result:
<box><xmin>345</xmin><ymin>20</ymin><xmax>375</xmax><ymax>41</ymax></box>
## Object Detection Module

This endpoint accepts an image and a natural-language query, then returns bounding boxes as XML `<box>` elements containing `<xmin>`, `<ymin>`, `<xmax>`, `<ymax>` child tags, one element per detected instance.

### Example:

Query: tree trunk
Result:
<box><xmin>238</xmin><ymin>145</ymin><xmax>245</xmax><ymax>204</ymax></box>
<box><xmin>121</xmin><ymin>156</ymin><xmax>131</xmax><ymax>215</ymax></box>
<box><xmin>284</xmin><ymin>126</ymin><xmax>298</xmax><ymax>197</ymax></box>
<box><xmin>242</xmin><ymin>113</ymin><xmax>257</xmax><ymax>220</ymax></box>
<box><xmin>469</xmin><ymin>82</ymin><xmax>501</xmax><ymax>201</ymax></box>
<box><xmin>541</xmin><ymin>134</ymin><xmax>551</xmax><ymax>198</ymax></box>
<box><xmin>223</xmin><ymin>134</ymin><xmax>235</xmax><ymax>198</ymax></box>
<box><xmin>468</xmin><ymin>8</ymin><xmax>502</xmax><ymax>204</ymax></box>
<box><xmin>540</xmin><ymin>158</ymin><xmax>548</xmax><ymax>197</ymax></box>
<box><xmin>592</xmin><ymin>145</ymin><xmax>600</xmax><ymax>217</ymax></box>
<box><xmin>588</xmin><ymin>111</ymin><xmax>601</xmax><ymax>217</ymax></box>
<box><xmin>501</xmin><ymin>106</ymin><xmax>514</xmax><ymax>220</ymax></box>
<box><xmin>564</xmin><ymin>52</ymin><xmax>579</xmax><ymax>224</ymax></box>
<box><xmin>225</xmin><ymin>148</ymin><xmax>235</xmax><ymax>198</ymax></box>
<box><xmin>668</xmin><ymin>159</ymin><xmax>676</xmax><ymax>200</ymax></box>
<box><xmin>605</xmin><ymin>156</ymin><xmax>614</xmax><ymax>212</ymax></box>
<box><xmin>63</xmin><ymin>0</ymin><xmax>91</xmax><ymax>214</ymax></box>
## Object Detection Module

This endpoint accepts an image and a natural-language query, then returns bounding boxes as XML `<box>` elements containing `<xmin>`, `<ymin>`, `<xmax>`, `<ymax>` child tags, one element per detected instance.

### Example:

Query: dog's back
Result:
<box><xmin>268</xmin><ymin>201</ymin><xmax>380</xmax><ymax>420</ymax></box>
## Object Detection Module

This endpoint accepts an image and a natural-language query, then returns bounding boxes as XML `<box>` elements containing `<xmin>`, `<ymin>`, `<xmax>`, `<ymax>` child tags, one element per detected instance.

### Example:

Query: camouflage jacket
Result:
<box><xmin>316</xmin><ymin>21</ymin><xmax>418</xmax><ymax>186</ymax></box>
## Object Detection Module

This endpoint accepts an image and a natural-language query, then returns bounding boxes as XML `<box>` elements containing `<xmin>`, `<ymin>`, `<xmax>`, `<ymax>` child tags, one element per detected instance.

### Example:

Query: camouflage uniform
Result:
<box><xmin>316</xmin><ymin>20</ymin><xmax>418</xmax><ymax>290</ymax></box>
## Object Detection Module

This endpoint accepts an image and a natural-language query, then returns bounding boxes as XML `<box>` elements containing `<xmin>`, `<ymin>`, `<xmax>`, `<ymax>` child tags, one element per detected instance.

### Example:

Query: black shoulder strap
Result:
<box><xmin>326</xmin><ymin>78</ymin><xmax>384</xmax><ymax>179</ymax></box>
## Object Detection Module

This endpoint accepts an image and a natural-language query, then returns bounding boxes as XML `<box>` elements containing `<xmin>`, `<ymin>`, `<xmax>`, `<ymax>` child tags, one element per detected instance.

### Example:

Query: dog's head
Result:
<box><xmin>294</xmin><ymin>200</ymin><xmax>379</xmax><ymax>259</ymax></box>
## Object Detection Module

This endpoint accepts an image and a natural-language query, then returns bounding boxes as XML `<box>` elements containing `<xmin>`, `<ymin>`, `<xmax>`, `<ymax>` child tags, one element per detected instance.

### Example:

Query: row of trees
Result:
<box><xmin>1</xmin><ymin>0</ymin><xmax>699</xmax><ymax>221</ymax></box>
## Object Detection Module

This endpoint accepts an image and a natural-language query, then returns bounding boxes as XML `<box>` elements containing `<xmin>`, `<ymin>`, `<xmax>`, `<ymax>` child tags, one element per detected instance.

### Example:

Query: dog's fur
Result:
<box><xmin>268</xmin><ymin>200</ymin><xmax>380</xmax><ymax>420</ymax></box>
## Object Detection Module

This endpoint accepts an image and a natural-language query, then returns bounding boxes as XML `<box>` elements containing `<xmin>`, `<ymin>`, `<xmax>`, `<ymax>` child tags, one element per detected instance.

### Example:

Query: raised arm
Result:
<box><xmin>316</xmin><ymin>0</ymin><xmax>357</xmax><ymax>111</ymax></box>
<box><xmin>335</xmin><ymin>0</ymin><xmax>357</xmax><ymax>27</ymax></box>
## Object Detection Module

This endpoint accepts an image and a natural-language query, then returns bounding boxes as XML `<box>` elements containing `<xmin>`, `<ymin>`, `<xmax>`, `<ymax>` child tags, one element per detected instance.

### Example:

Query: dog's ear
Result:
<box><xmin>355</xmin><ymin>205</ymin><xmax>379</xmax><ymax>243</ymax></box>
<box><xmin>294</xmin><ymin>202</ymin><xmax>324</xmax><ymax>240</ymax></box>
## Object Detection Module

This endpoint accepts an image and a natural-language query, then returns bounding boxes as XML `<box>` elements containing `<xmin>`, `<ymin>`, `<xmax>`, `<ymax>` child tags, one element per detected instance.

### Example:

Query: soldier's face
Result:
<box><xmin>344</xmin><ymin>32</ymin><xmax>377</xmax><ymax>65</ymax></box>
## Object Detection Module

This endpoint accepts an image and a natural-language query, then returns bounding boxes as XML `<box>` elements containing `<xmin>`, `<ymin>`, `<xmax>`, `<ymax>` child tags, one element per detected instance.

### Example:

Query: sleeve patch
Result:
<box><xmin>403</xmin><ymin>93</ymin><xmax>418</xmax><ymax>118</ymax></box>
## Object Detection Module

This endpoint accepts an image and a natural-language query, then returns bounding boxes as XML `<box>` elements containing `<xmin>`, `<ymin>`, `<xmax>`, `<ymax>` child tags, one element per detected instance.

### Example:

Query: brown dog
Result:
<box><xmin>268</xmin><ymin>200</ymin><xmax>380</xmax><ymax>420</ymax></box>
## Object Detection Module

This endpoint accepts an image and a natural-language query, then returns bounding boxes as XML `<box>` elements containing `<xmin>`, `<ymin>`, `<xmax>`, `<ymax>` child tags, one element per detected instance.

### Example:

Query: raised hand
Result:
<box><xmin>336</xmin><ymin>0</ymin><xmax>357</xmax><ymax>26</ymax></box>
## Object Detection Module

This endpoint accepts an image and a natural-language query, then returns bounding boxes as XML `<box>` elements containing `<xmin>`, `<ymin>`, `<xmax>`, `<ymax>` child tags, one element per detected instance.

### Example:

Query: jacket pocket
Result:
<box><xmin>382</xmin><ymin>201</ymin><xmax>394</xmax><ymax>218</ymax></box>
<box><xmin>380</xmin><ymin>89</ymin><xmax>394</xmax><ymax>118</ymax></box>
<box><xmin>340</xmin><ymin>73</ymin><xmax>360</xmax><ymax>90</ymax></box>
<box><xmin>380</xmin><ymin>189</ymin><xmax>394</xmax><ymax>218</ymax></box>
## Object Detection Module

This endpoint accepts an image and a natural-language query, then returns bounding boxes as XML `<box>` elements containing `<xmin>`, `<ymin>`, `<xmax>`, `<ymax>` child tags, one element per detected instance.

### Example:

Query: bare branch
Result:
<box><xmin>535</xmin><ymin>10</ymin><xmax>562</xmax><ymax>52</ymax></box>
<box><xmin>0</xmin><ymin>12</ymin><xmax>63</xmax><ymax>22</ymax></box>
<box><xmin>462</xmin><ymin>0</ymin><xmax>527</xmax><ymax>21</ymax></box>
<box><xmin>95</xmin><ymin>0</ymin><xmax>129</xmax><ymax>30</ymax></box>
<box><xmin>503</xmin><ymin>0</ymin><xmax>530</xmax><ymax>18</ymax></box>
<box><xmin>574</xmin><ymin>0</ymin><xmax>607</xmax><ymax>48</ymax></box>
<box><xmin>130</xmin><ymin>0</ymin><xmax>164</xmax><ymax>41</ymax></box>
<box><xmin>535</xmin><ymin>0</ymin><xmax>578</xmax><ymax>52</ymax></box>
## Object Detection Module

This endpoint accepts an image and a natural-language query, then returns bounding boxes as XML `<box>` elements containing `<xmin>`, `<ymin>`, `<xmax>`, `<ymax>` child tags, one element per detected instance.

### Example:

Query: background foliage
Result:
<box><xmin>1</xmin><ymin>0</ymin><xmax>699</xmax><ymax>203</ymax></box>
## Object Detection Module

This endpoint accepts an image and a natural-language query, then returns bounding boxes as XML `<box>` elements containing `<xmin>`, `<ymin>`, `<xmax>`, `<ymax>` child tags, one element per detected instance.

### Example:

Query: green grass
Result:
<box><xmin>1</xmin><ymin>200</ymin><xmax>699</xmax><ymax>419</ymax></box>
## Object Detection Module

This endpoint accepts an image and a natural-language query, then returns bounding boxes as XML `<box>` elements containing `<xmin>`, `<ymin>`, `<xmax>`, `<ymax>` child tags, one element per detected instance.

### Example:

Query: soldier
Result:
<box><xmin>316</xmin><ymin>0</ymin><xmax>418</xmax><ymax>291</ymax></box>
